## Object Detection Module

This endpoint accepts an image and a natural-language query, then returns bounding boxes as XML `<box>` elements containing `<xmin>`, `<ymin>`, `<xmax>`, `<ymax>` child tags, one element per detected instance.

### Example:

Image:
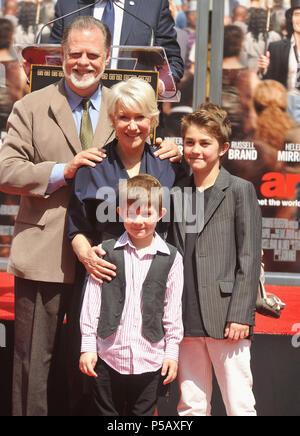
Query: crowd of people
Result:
<box><xmin>163</xmin><ymin>0</ymin><xmax>300</xmax><ymax>144</ymax></box>
<box><xmin>0</xmin><ymin>0</ymin><xmax>297</xmax><ymax>418</ymax></box>
<box><xmin>0</xmin><ymin>0</ymin><xmax>54</xmax><ymax>42</ymax></box>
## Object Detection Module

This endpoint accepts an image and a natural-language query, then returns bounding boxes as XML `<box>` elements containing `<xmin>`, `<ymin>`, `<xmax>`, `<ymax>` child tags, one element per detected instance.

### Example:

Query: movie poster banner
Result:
<box><xmin>222</xmin><ymin>140</ymin><xmax>300</xmax><ymax>274</ymax></box>
<box><xmin>163</xmin><ymin>0</ymin><xmax>300</xmax><ymax>275</ymax></box>
<box><xmin>221</xmin><ymin>0</ymin><xmax>300</xmax><ymax>274</ymax></box>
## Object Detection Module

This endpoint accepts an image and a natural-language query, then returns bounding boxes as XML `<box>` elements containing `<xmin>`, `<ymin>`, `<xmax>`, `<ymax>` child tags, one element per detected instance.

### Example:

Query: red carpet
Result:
<box><xmin>0</xmin><ymin>273</ymin><xmax>299</xmax><ymax>335</ymax></box>
<box><xmin>0</xmin><ymin>273</ymin><xmax>14</xmax><ymax>321</ymax></box>
<box><xmin>254</xmin><ymin>285</ymin><xmax>300</xmax><ymax>335</ymax></box>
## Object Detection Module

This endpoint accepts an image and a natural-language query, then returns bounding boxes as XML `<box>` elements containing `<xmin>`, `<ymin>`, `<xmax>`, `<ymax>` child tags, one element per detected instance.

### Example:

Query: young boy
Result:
<box><xmin>79</xmin><ymin>174</ymin><xmax>184</xmax><ymax>416</ymax></box>
<box><xmin>169</xmin><ymin>103</ymin><xmax>262</xmax><ymax>416</ymax></box>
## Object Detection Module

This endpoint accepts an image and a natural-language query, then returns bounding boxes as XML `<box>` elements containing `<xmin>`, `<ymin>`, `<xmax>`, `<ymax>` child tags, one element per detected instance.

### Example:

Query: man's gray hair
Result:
<box><xmin>61</xmin><ymin>16</ymin><xmax>112</xmax><ymax>51</ymax></box>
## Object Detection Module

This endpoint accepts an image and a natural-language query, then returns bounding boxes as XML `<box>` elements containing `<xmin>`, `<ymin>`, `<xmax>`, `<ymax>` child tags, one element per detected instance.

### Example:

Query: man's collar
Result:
<box><xmin>64</xmin><ymin>81</ymin><xmax>102</xmax><ymax>112</ymax></box>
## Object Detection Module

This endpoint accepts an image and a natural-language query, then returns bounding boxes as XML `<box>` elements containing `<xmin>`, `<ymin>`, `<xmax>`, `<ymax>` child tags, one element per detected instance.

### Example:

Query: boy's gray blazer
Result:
<box><xmin>169</xmin><ymin>167</ymin><xmax>262</xmax><ymax>340</ymax></box>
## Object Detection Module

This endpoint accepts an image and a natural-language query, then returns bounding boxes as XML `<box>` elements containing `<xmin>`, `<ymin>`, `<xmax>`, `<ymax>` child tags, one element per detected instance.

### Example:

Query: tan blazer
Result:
<box><xmin>0</xmin><ymin>79</ymin><xmax>114</xmax><ymax>283</ymax></box>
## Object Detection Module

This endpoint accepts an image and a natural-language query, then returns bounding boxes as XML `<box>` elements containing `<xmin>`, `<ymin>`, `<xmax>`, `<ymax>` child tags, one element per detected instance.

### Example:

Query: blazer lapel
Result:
<box><xmin>172</xmin><ymin>174</ymin><xmax>194</xmax><ymax>254</ymax></box>
<box><xmin>203</xmin><ymin>167</ymin><xmax>231</xmax><ymax>228</ymax></box>
<box><xmin>172</xmin><ymin>185</ymin><xmax>186</xmax><ymax>254</ymax></box>
<box><xmin>172</xmin><ymin>169</ymin><xmax>231</xmax><ymax>248</ymax></box>
<box><xmin>120</xmin><ymin>0</ymin><xmax>141</xmax><ymax>45</ymax></box>
<box><xmin>50</xmin><ymin>80</ymin><xmax>82</xmax><ymax>155</ymax></box>
<box><xmin>50</xmin><ymin>81</ymin><xmax>114</xmax><ymax>154</ymax></box>
<box><xmin>93</xmin><ymin>85</ymin><xmax>115</xmax><ymax>148</ymax></box>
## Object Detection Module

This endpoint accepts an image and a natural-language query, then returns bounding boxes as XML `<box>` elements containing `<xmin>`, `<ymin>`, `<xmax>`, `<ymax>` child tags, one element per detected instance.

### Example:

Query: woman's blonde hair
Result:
<box><xmin>107</xmin><ymin>77</ymin><xmax>160</xmax><ymax>128</ymax></box>
<box><xmin>253</xmin><ymin>80</ymin><xmax>296</xmax><ymax>150</ymax></box>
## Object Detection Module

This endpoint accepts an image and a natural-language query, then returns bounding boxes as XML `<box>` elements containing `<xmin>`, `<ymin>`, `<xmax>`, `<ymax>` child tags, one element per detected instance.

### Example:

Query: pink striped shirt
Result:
<box><xmin>80</xmin><ymin>231</ymin><xmax>184</xmax><ymax>375</ymax></box>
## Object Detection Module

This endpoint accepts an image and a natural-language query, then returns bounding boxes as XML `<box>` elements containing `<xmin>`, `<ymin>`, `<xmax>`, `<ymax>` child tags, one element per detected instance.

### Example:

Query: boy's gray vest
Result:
<box><xmin>97</xmin><ymin>239</ymin><xmax>178</xmax><ymax>343</ymax></box>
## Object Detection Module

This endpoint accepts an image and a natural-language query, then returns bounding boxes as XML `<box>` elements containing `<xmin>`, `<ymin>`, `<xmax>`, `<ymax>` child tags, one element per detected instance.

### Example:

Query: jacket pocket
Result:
<box><xmin>219</xmin><ymin>281</ymin><xmax>234</xmax><ymax>295</ymax></box>
<box><xmin>15</xmin><ymin>203</ymin><xmax>48</xmax><ymax>227</ymax></box>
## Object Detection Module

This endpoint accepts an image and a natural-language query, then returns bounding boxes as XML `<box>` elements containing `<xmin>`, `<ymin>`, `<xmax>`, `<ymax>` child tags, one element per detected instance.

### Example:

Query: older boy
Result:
<box><xmin>169</xmin><ymin>103</ymin><xmax>262</xmax><ymax>416</ymax></box>
<box><xmin>79</xmin><ymin>174</ymin><xmax>183</xmax><ymax>416</ymax></box>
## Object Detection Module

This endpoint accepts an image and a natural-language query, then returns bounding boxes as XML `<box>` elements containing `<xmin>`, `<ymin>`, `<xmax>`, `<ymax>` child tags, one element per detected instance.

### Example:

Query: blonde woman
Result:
<box><xmin>68</xmin><ymin>77</ymin><xmax>184</xmax><ymax>280</ymax></box>
<box><xmin>66</xmin><ymin>78</ymin><xmax>185</xmax><ymax>408</ymax></box>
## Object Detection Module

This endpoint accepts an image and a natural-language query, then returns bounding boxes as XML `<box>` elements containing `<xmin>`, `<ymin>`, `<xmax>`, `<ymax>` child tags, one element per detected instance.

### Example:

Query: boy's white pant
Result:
<box><xmin>177</xmin><ymin>337</ymin><xmax>257</xmax><ymax>416</ymax></box>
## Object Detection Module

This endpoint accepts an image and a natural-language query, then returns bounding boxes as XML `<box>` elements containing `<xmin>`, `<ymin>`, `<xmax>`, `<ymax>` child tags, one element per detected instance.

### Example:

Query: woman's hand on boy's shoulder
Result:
<box><xmin>80</xmin><ymin>245</ymin><xmax>117</xmax><ymax>284</ymax></box>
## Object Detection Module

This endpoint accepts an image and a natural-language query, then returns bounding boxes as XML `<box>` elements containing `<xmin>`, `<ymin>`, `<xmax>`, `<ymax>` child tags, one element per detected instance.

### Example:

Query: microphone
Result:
<box><xmin>112</xmin><ymin>0</ymin><xmax>155</xmax><ymax>47</ymax></box>
<box><xmin>35</xmin><ymin>0</ymin><xmax>101</xmax><ymax>44</ymax></box>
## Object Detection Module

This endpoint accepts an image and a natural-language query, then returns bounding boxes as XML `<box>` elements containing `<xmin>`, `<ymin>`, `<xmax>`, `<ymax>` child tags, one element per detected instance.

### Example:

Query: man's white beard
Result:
<box><xmin>63</xmin><ymin>63</ymin><xmax>105</xmax><ymax>90</ymax></box>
